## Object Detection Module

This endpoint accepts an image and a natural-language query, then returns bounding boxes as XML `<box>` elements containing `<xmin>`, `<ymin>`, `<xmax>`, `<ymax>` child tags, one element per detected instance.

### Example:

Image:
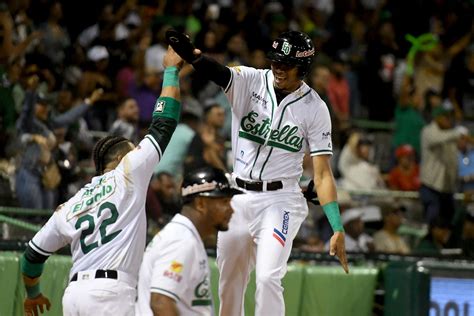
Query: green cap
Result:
<box><xmin>432</xmin><ymin>100</ymin><xmax>453</xmax><ymax>117</ymax></box>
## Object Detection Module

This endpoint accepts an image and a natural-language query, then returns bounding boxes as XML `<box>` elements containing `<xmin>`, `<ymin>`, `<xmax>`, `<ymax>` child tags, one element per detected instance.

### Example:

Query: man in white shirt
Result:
<box><xmin>136</xmin><ymin>166</ymin><xmax>241</xmax><ymax>316</ymax></box>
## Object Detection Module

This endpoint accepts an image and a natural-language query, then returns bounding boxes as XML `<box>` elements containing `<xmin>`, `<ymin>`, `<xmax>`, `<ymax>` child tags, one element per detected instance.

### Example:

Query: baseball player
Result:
<box><xmin>136</xmin><ymin>166</ymin><xmax>241</xmax><ymax>316</ymax></box>
<box><xmin>166</xmin><ymin>30</ymin><xmax>348</xmax><ymax>315</ymax></box>
<box><xmin>20</xmin><ymin>46</ymin><xmax>184</xmax><ymax>316</ymax></box>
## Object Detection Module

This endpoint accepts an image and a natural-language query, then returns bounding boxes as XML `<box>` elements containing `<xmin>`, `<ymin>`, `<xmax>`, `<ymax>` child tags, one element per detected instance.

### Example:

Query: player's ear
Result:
<box><xmin>194</xmin><ymin>196</ymin><xmax>206</xmax><ymax>214</ymax></box>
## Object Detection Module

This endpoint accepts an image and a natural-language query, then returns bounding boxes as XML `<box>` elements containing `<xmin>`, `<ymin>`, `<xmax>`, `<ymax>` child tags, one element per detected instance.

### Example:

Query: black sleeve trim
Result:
<box><xmin>148</xmin><ymin>117</ymin><xmax>178</xmax><ymax>153</ymax></box>
<box><xmin>192</xmin><ymin>55</ymin><xmax>232</xmax><ymax>89</ymax></box>
<box><xmin>25</xmin><ymin>244</ymin><xmax>49</xmax><ymax>264</ymax></box>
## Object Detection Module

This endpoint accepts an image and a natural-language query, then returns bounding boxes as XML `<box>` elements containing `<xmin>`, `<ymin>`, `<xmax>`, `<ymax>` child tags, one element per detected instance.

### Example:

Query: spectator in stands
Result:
<box><xmin>0</xmin><ymin>4</ymin><xmax>42</xmax><ymax>65</ymax></box>
<box><xmin>388</xmin><ymin>144</ymin><xmax>420</xmax><ymax>191</ymax></box>
<box><xmin>79</xmin><ymin>45</ymin><xmax>114</xmax><ymax>131</ymax></box>
<box><xmin>458</xmin><ymin>135</ymin><xmax>474</xmax><ymax>192</ymax></box>
<box><xmin>54</xmin><ymin>89</ymin><xmax>94</xmax><ymax>159</ymax></box>
<box><xmin>109</xmin><ymin>98</ymin><xmax>140</xmax><ymax>144</ymax></box>
<box><xmin>307</xmin><ymin>64</ymin><xmax>345</xmax><ymax>148</ymax></box>
<box><xmin>422</xmin><ymin>89</ymin><xmax>442</xmax><ymax>123</ymax></box>
<box><xmin>444</xmin><ymin>43</ymin><xmax>474</xmax><ymax>120</ymax></box>
<box><xmin>13</xmin><ymin>62</ymin><xmax>53</xmax><ymax>115</ymax></box>
<box><xmin>37</xmin><ymin>1</ymin><xmax>70</xmax><ymax>71</ymax></box>
<box><xmin>144</xmin><ymin>24</ymin><xmax>167</xmax><ymax>76</ymax></box>
<box><xmin>129</xmin><ymin>67</ymin><xmax>162</xmax><ymax>127</ymax></box>
<box><xmin>248</xmin><ymin>49</ymin><xmax>269</xmax><ymax>69</ymax></box>
<box><xmin>0</xmin><ymin>57</ymin><xmax>21</xmax><ymax>132</ymax></box>
<box><xmin>337</xmin><ymin>131</ymin><xmax>360</xmax><ymax>178</ymax></box>
<box><xmin>392</xmin><ymin>76</ymin><xmax>425</xmax><ymax>157</ymax></box>
<box><xmin>340</xmin><ymin>134</ymin><xmax>386</xmax><ymax>190</ymax></box>
<box><xmin>154</xmin><ymin>98</ymin><xmax>202</xmax><ymax>179</ymax></box>
<box><xmin>52</xmin><ymin>127</ymin><xmax>80</xmax><ymax>204</ymax></box>
<box><xmin>327</xmin><ymin>56</ymin><xmax>351</xmax><ymax>146</ymax></box>
<box><xmin>145</xmin><ymin>172</ymin><xmax>180</xmax><ymax>226</ymax></box>
<box><xmin>15</xmin><ymin>82</ymin><xmax>102</xmax><ymax>209</ymax></box>
<box><xmin>362</xmin><ymin>20</ymin><xmax>400</xmax><ymax>122</ymax></box>
<box><xmin>76</xmin><ymin>4</ymin><xmax>116</xmax><ymax>49</ymax></box>
<box><xmin>225</xmin><ymin>32</ymin><xmax>249</xmax><ymax>66</ymax></box>
<box><xmin>327</xmin><ymin>56</ymin><xmax>350</xmax><ymax>128</ymax></box>
<box><xmin>0</xmin><ymin>0</ymin><xmax>472</xmax><ymax>261</ymax></box>
<box><xmin>373</xmin><ymin>205</ymin><xmax>410</xmax><ymax>254</ymax></box>
<box><xmin>326</xmin><ymin>208</ymin><xmax>374</xmax><ymax>253</ymax></box>
<box><xmin>461</xmin><ymin>208</ymin><xmax>474</xmax><ymax>258</ymax></box>
<box><xmin>414</xmin><ymin>216</ymin><xmax>452</xmax><ymax>256</ymax></box>
<box><xmin>308</xmin><ymin>65</ymin><xmax>331</xmax><ymax>107</ymax></box>
<box><xmin>78</xmin><ymin>46</ymin><xmax>111</xmax><ymax>98</ymax></box>
<box><xmin>184</xmin><ymin>99</ymin><xmax>227</xmax><ymax>172</ymax></box>
<box><xmin>419</xmin><ymin>100</ymin><xmax>469</xmax><ymax>223</ymax></box>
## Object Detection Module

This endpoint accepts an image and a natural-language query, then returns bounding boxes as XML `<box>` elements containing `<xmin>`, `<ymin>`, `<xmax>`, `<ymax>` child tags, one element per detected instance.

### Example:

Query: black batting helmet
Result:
<box><xmin>181</xmin><ymin>167</ymin><xmax>242</xmax><ymax>204</ymax></box>
<box><xmin>267</xmin><ymin>31</ymin><xmax>315</xmax><ymax>78</ymax></box>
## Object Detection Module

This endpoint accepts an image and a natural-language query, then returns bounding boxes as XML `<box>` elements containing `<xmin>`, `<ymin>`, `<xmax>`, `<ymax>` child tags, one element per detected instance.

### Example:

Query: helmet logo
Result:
<box><xmin>182</xmin><ymin>181</ymin><xmax>218</xmax><ymax>196</ymax></box>
<box><xmin>281</xmin><ymin>42</ymin><xmax>292</xmax><ymax>55</ymax></box>
<box><xmin>295</xmin><ymin>48</ymin><xmax>315</xmax><ymax>57</ymax></box>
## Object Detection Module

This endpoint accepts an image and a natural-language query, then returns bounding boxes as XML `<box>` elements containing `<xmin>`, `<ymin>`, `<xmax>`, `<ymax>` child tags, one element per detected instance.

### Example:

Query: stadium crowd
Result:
<box><xmin>0</xmin><ymin>0</ymin><xmax>474</xmax><ymax>258</ymax></box>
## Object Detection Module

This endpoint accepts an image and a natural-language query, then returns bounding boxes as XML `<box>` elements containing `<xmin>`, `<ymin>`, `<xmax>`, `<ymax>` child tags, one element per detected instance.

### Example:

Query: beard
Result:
<box><xmin>216</xmin><ymin>223</ymin><xmax>229</xmax><ymax>232</ymax></box>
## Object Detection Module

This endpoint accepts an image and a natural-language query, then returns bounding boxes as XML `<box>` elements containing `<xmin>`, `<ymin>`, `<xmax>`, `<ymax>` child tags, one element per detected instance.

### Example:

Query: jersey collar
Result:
<box><xmin>170</xmin><ymin>214</ymin><xmax>203</xmax><ymax>246</ymax></box>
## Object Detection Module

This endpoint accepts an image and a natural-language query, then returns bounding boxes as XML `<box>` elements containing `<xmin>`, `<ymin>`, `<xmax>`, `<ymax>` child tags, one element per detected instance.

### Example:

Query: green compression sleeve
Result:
<box><xmin>21</xmin><ymin>254</ymin><xmax>44</xmax><ymax>278</ymax></box>
<box><xmin>21</xmin><ymin>254</ymin><xmax>44</xmax><ymax>298</ymax></box>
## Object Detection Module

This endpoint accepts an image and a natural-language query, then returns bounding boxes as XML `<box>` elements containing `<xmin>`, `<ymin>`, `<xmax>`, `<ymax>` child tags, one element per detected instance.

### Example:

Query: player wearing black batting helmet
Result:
<box><xmin>266</xmin><ymin>31</ymin><xmax>315</xmax><ymax>79</ymax></box>
<box><xmin>136</xmin><ymin>166</ymin><xmax>241</xmax><ymax>315</ymax></box>
<box><xmin>165</xmin><ymin>28</ymin><xmax>347</xmax><ymax>316</ymax></box>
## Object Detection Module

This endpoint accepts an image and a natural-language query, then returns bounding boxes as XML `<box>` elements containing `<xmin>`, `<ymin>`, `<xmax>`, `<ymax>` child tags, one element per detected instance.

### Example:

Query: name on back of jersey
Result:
<box><xmin>66</xmin><ymin>176</ymin><xmax>117</xmax><ymax>220</ymax></box>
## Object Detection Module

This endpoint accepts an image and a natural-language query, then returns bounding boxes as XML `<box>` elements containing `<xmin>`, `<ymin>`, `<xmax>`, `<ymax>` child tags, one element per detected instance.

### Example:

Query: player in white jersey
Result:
<box><xmin>136</xmin><ymin>166</ymin><xmax>241</xmax><ymax>316</ymax></box>
<box><xmin>166</xmin><ymin>30</ymin><xmax>349</xmax><ymax>315</ymax></box>
<box><xmin>20</xmin><ymin>47</ymin><xmax>185</xmax><ymax>316</ymax></box>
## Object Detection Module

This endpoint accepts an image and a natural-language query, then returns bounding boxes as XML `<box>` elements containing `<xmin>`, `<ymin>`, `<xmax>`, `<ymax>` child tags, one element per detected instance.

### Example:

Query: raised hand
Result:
<box><xmin>163</xmin><ymin>46</ymin><xmax>185</xmax><ymax>70</ymax></box>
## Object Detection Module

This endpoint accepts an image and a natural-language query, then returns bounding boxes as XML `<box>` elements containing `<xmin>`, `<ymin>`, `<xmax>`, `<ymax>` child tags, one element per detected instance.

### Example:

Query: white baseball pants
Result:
<box><xmin>62</xmin><ymin>271</ymin><xmax>136</xmax><ymax>316</ymax></box>
<box><xmin>217</xmin><ymin>191</ymin><xmax>308</xmax><ymax>316</ymax></box>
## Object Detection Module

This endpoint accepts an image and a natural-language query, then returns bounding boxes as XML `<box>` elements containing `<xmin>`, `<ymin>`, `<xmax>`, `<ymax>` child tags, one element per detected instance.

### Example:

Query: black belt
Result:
<box><xmin>235</xmin><ymin>178</ymin><xmax>283</xmax><ymax>191</ymax></box>
<box><xmin>70</xmin><ymin>269</ymin><xmax>118</xmax><ymax>282</ymax></box>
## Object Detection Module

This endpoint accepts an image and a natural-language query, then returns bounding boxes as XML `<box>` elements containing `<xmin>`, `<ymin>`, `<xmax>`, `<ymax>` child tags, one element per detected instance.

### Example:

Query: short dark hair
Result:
<box><xmin>92</xmin><ymin>135</ymin><xmax>131</xmax><ymax>175</ymax></box>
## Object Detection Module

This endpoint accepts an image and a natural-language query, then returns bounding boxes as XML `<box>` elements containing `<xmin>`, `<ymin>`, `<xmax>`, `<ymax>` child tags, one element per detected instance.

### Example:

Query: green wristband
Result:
<box><xmin>322</xmin><ymin>201</ymin><xmax>344</xmax><ymax>232</ymax></box>
<box><xmin>25</xmin><ymin>283</ymin><xmax>40</xmax><ymax>299</ymax></box>
<box><xmin>162</xmin><ymin>66</ymin><xmax>179</xmax><ymax>87</ymax></box>
<box><xmin>152</xmin><ymin>97</ymin><xmax>181</xmax><ymax>121</ymax></box>
<box><xmin>21</xmin><ymin>254</ymin><xmax>44</xmax><ymax>278</ymax></box>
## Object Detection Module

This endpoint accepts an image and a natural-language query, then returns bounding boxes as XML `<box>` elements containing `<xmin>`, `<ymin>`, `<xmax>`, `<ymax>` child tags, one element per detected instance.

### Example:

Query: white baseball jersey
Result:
<box><xmin>136</xmin><ymin>214</ymin><xmax>213</xmax><ymax>316</ymax></box>
<box><xmin>28</xmin><ymin>135</ymin><xmax>162</xmax><ymax>280</ymax></box>
<box><xmin>224</xmin><ymin>66</ymin><xmax>332</xmax><ymax>182</ymax></box>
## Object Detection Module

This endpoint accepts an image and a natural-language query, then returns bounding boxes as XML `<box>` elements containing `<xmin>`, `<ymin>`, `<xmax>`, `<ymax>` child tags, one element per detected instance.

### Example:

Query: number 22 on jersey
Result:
<box><xmin>75</xmin><ymin>202</ymin><xmax>122</xmax><ymax>254</ymax></box>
